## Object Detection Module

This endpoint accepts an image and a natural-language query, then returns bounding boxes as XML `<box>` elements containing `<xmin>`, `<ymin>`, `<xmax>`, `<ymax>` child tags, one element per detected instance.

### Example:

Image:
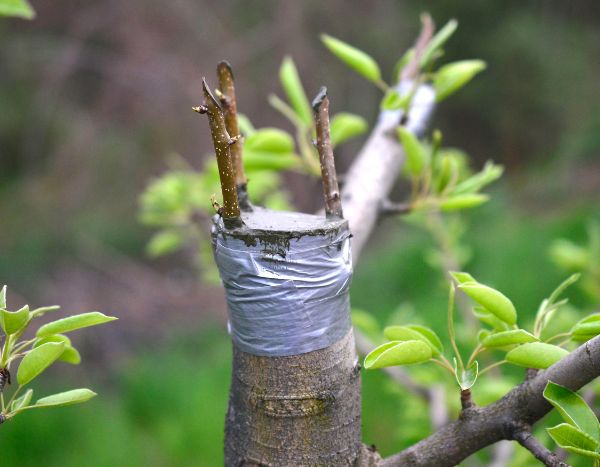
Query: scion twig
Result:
<box><xmin>216</xmin><ymin>61</ymin><xmax>252</xmax><ymax>211</ymax></box>
<box><xmin>401</xmin><ymin>13</ymin><xmax>435</xmax><ymax>82</ymax></box>
<box><xmin>199</xmin><ymin>78</ymin><xmax>242</xmax><ymax>228</ymax></box>
<box><xmin>312</xmin><ymin>87</ymin><xmax>343</xmax><ymax>219</ymax></box>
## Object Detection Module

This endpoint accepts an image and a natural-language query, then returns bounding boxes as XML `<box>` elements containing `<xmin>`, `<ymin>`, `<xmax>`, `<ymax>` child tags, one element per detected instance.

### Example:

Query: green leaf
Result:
<box><xmin>34</xmin><ymin>335</ymin><xmax>81</xmax><ymax>365</ymax></box>
<box><xmin>451</xmin><ymin>161</ymin><xmax>503</xmax><ymax>195</ymax></box>
<box><xmin>547</xmin><ymin>423</ymin><xmax>600</xmax><ymax>458</ymax></box>
<box><xmin>279</xmin><ymin>57</ymin><xmax>312</xmax><ymax>126</ymax></box>
<box><xmin>0</xmin><ymin>0</ymin><xmax>35</xmax><ymax>19</ymax></box>
<box><xmin>0</xmin><ymin>285</ymin><xmax>6</xmax><ymax>308</ymax></box>
<box><xmin>434</xmin><ymin>60</ymin><xmax>487</xmax><ymax>102</ymax></box>
<box><xmin>550</xmin><ymin>240</ymin><xmax>589</xmax><ymax>271</ymax></box>
<box><xmin>544</xmin><ymin>381</ymin><xmax>600</xmax><ymax>442</ymax></box>
<box><xmin>321</xmin><ymin>34</ymin><xmax>382</xmax><ymax>84</ymax></box>
<box><xmin>17</xmin><ymin>342</ymin><xmax>65</xmax><ymax>385</ymax></box>
<box><xmin>506</xmin><ymin>342</ymin><xmax>569</xmax><ymax>369</ymax></box>
<box><xmin>244</xmin><ymin>128</ymin><xmax>295</xmax><ymax>154</ymax></box>
<box><xmin>383</xmin><ymin>325</ymin><xmax>442</xmax><ymax>356</ymax></box>
<box><xmin>35</xmin><ymin>388</ymin><xmax>97</xmax><ymax>408</ymax></box>
<box><xmin>0</xmin><ymin>304</ymin><xmax>30</xmax><ymax>335</ymax></box>
<box><xmin>449</xmin><ymin>271</ymin><xmax>476</xmax><ymax>285</ymax></box>
<box><xmin>548</xmin><ymin>273</ymin><xmax>581</xmax><ymax>305</ymax></box>
<box><xmin>146</xmin><ymin>229</ymin><xmax>183</xmax><ymax>258</ymax></box>
<box><xmin>397</xmin><ymin>127</ymin><xmax>428</xmax><ymax>176</ymax></box>
<box><xmin>459</xmin><ymin>283</ymin><xmax>517</xmax><ymax>325</ymax></box>
<box><xmin>329</xmin><ymin>113</ymin><xmax>368</xmax><ymax>147</ymax></box>
<box><xmin>29</xmin><ymin>305</ymin><xmax>61</xmax><ymax>319</ymax></box>
<box><xmin>364</xmin><ymin>340</ymin><xmax>432</xmax><ymax>370</ymax></box>
<box><xmin>36</xmin><ymin>312</ymin><xmax>118</xmax><ymax>338</ymax></box>
<box><xmin>473</xmin><ymin>306</ymin><xmax>511</xmax><ymax>331</ymax></box>
<box><xmin>482</xmin><ymin>329</ymin><xmax>539</xmax><ymax>348</ymax></box>
<box><xmin>11</xmin><ymin>388</ymin><xmax>33</xmax><ymax>411</ymax></box>
<box><xmin>440</xmin><ymin>194</ymin><xmax>489</xmax><ymax>211</ymax></box>
<box><xmin>420</xmin><ymin>19</ymin><xmax>458</xmax><ymax>68</ymax></box>
<box><xmin>351</xmin><ymin>309</ymin><xmax>380</xmax><ymax>341</ymax></box>
<box><xmin>454</xmin><ymin>360</ymin><xmax>478</xmax><ymax>390</ymax></box>
<box><xmin>381</xmin><ymin>89</ymin><xmax>409</xmax><ymax>111</ymax></box>
<box><xmin>243</xmin><ymin>151</ymin><xmax>301</xmax><ymax>171</ymax></box>
<box><xmin>571</xmin><ymin>314</ymin><xmax>600</xmax><ymax>342</ymax></box>
<box><xmin>392</xmin><ymin>48</ymin><xmax>414</xmax><ymax>83</ymax></box>
<box><xmin>236</xmin><ymin>113</ymin><xmax>255</xmax><ymax>136</ymax></box>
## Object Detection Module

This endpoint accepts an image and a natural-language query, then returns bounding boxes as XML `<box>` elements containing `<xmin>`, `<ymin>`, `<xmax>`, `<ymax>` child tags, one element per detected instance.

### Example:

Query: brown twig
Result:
<box><xmin>401</xmin><ymin>13</ymin><xmax>435</xmax><ymax>81</ymax></box>
<box><xmin>200</xmin><ymin>78</ymin><xmax>242</xmax><ymax>228</ymax></box>
<box><xmin>216</xmin><ymin>61</ymin><xmax>252</xmax><ymax>211</ymax></box>
<box><xmin>460</xmin><ymin>389</ymin><xmax>475</xmax><ymax>411</ymax></box>
<box><xmin>513</xmin><ymin>430</ymin><xmax>570</xmax><ymax>467</ymax></box>
<box><xmin>312</xmin><ymin>87</ymin><xmax>343</xmax><ymax>219</ymax></box>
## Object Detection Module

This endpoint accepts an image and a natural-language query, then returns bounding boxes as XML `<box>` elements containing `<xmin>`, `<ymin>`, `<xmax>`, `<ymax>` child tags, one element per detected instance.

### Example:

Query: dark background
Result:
<box><xmin>0</xmin><ymin>1</ymin><xmax>599</xmax><ymax>465</ymax></box>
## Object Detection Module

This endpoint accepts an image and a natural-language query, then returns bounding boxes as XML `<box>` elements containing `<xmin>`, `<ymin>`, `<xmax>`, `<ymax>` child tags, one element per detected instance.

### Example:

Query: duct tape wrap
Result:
<box><xmin>212</xmin><ymin>209</ymin><xmax>353</xmax><ymax>357</ymax></box>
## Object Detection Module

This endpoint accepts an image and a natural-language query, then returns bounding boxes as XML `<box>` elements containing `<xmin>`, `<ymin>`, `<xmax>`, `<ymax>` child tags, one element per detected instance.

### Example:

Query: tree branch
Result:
<box><xmin>514</xmin><ymin>430</ymin><xmax>570</xmax><ymax>467</ymax></box>
<box><xmin>313</xmin><ymin>87</ymin><xmax>343</xmax><ymax>219</ymax></box>
<box><xmin>381</xmin><ymin>335</ymin><xmax>600</xmax><ymax>466</ymax></box>
<box><xmin>216</xmin><ymin>61</ymin><xmax>251</xmax><ymax>210</ymax></box>
<box><xmin>200</xmin><ymin>78</ymin><xmax>242</xmax><ymax>228</ymax></box>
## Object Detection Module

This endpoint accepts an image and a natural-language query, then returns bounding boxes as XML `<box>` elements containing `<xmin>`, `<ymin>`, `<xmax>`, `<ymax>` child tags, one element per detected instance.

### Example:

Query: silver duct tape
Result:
<box><xmin>213</xmin><ymin>220</ymin><xmax>353</xmax><ymax>357</ymax></box>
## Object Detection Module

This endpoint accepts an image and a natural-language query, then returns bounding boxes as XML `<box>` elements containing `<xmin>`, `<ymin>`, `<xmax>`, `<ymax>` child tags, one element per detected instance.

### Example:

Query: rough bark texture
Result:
<box><xmin>225</xmin><ymin>329</ymin><xmax>361</xmax><ymax>466</ymax></box>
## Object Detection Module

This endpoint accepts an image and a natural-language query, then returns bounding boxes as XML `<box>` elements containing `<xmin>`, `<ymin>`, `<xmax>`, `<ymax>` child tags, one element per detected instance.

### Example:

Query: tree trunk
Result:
<box><xmin>213</xmin><ymin>208</ymin><xmax>361</xmax><ymax>466</ymax></box>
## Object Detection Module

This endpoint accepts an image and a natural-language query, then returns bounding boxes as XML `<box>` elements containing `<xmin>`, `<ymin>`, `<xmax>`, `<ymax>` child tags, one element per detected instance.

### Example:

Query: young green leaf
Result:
<box><xmin>29</xmin><ymin>305</ymin><xmax>61</xmax><ymax>319</ymax></box>
<box><xmin>449</xmin><ymin>271</ymin><xmax>476</xmax><ymax>285</ymax></box>
<box><xmin>434</xmin><ymin>60</ymin><xmax>487</xmax><ymax>102</ymax></box>
<box><xmin>420</xmin><ymin>19</ymin><xmax>458</xmax><ymax>69</ymax></box>
<box><xmin>506</xmin><ymin>342</ymin><xmax>569</xmax><ymax>369</ymax></box>
<box><xmin>0</xmin><ymin>285</ymin><xmax>6</xmax><ymax>309</ymax></box>
<box><xmin>450</xmin><ymin>161</ymin><xmax>503</xmax><ymax>195</ymax></box>
<box><xmin>549</xmin><ymin>240</ymin><xmax>589</xmax><ymax>271</ymax></box>
<box><xmin>0</xmin><ymin>304</ymin><xmax>30</xmax><ymax>335</ymax></box>
<box><xmin>17</xmin><ymin>342</ymin><xmax>66</xmax><ymax>385</ymax></box>
<box><xmin>0</xmin><ymin>0</ymin><xmax>35</xmax><ymax>19</ymax></box>
<box><xmin>454</xmin><ymin>360</ymin><xmax>478</xmax><ymax>390</ymax></box>
<box><xmin>279</xmin><ymin>56</ymin><xmax>312</xmax><ymax>126</ymax></box>
<box><xmin>351</xmin><ymin>309</ymin><xmax>380</xmax><ymax>341</ymax></box>
<box><xmin>35</xmin><ymin>388</ymin><xmax>97</xmax><ymax>408</ymax></box>
<box><xmin>439</xmin><ymin>193</ymin><xmax>489</xmax><ymax>212</ymax></box>
<box><xmin>405</xmin><ymin>325</ymin><xmax>444</xmax><ymax>356</ymax></box>
<box><xmin>544</xmin><ymin>381</ymin><xmax>600</xmax><ymax>442</ymax></box>
<box><xmin>364</xmin><ymin>340</ymin><xmax>432</xmax><ymax>370</ymax></box>
<box><xmin>11</xmin><ymin>388</ymin><xmax>33</xmax><ymax>411</ymax></box>
<box><xmin>383</xmin><ymin>325</ymin><xmax>442</xmax><ymax>355</ymax></box>
<box><xmin>36</xmin><ymin>312</ymin><xmax>118</xmax><ymax>338</ymax></box>
<box><xmin>397</xmin><ymin>127</ymin><xmax>428</xmax><ymax>176</ymax></box>
<box><xmin>392</xmin><ymin>48</ymin><xmax>414</xmax><ymax>83</ymax></box>
<box><xmin>329</xmin><ymin>113</ymin><xmax>367</xmax><ymax>147</ymax></box>
<box><xmin>242</xmin><ymin>151</ymin><xmax>301</xmax><ymax>171</ymax></box>
<box><xmin>482</xmin><ymin>329</ymin><xmax>538</xmax><ymax>348</ymax></box>
<box><xmin>321</xmin><ymin>34</ymin><xmax>382</xmax><ymax>84</ymax></box>
<box><xmin>548</xmin><ymin>273</ymin><xmax>581</xmax><ymax>305</ymax></box>
<box><xmin>571</xmin><ymin>314</ymin><xmax>600</xmax><ymax>342</ymax></box>
<box><xmin>547</xmin><ymin>423</ymin><xmax>600</xmax><ymax>458</ymax></box>
<box><xmin>473</xmin><ymin>306</ymin><xmax>511</xmax><ymax>331</ymax></box>
<box><xmin>147</xmin><ymin>229</ymin><xmax>184</xmax><ymax>258</ymax></box>
<box><xmin>459</xmin><ymin>283</ymin><xmax>517</xmax><ymax>325</ymax></box>
<box><xmin>381</xmin><ymin>89</ymin><xmax>409</xmax><ymax>111</ymax></box>
<box><xmin>244</xmin><ymin>128</ymin><xmax>295</xmax><ymax>154</ymax></box>
<box><xmin>34</xmin><ymin>335</ymin><xmax>82</xmax><ymax>365</ymax></box>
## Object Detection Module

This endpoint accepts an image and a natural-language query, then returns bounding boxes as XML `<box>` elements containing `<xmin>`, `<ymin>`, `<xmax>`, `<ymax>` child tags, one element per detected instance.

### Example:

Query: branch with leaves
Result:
<box><xmin>0</xmin><ymin>286</ymin><xmax>117</xmax><ymax>425</ymax></box>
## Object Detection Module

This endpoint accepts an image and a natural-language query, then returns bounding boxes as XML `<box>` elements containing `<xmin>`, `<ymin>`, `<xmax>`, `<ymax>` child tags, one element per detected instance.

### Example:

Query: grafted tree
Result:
<box><xmin>191</xmin><ymin>18</ymin><xmax>600</xmax><ymax>467</ymax></box>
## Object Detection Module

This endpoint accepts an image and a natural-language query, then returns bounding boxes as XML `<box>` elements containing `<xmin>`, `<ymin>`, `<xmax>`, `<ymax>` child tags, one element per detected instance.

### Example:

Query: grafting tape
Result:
<box><xmin>212</xmin><ymin>209</ymin><xmax>352</xmax><ymax>357</ymax></box>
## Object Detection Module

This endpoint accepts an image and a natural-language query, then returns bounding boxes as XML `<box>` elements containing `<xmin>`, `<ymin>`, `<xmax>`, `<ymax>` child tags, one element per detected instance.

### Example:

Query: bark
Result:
<box><xmin>225</xmin><ymin>329</ymin><xmax>361</xmax><ymax>465</ymax></box>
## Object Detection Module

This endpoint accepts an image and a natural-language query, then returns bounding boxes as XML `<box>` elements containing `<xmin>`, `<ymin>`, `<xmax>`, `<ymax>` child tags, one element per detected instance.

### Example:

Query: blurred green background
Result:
<box><xmin>1</xmin><ymin>1</ymin><xmax>599</xmax><ymax>466</ymax></box>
